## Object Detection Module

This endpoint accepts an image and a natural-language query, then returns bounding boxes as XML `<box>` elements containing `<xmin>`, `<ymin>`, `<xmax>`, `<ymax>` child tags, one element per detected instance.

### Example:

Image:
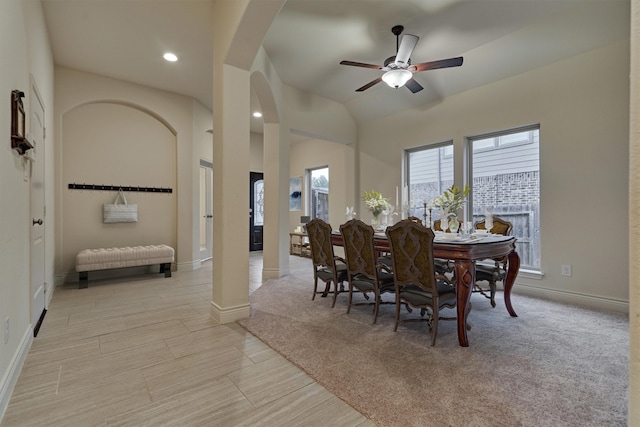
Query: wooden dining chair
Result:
<box><xmin>379</xmin><ymin>216</ymin><xmax>424</xmax><ymax>269</ymax></box>
<box><xmin>385</xmin><ymin>219</ymin><xmax>457</xmax><ymax>346</ymax></box>
<box><xmin>407</xmin><ymin>216</ymin><xmax>423</xmax><ymax>225</ymax></box>
<box><xmin>430</xmin><ymin>219</ymin><xmax>454</xmax><ymax>276</ymax></box>
<box><xmin>306</xmin><ymin>218</ymin><xmax>348</xmax><ymax>307</ymax></box>
<box><xmin>473</xmin><ymin>216</ymin><xmax>513</xmax><ymax>307</ymax></box>
<box><xmin>339</xmin><ymin>219</ymin><xmax>395</xmax><ymax>323</ymax></box>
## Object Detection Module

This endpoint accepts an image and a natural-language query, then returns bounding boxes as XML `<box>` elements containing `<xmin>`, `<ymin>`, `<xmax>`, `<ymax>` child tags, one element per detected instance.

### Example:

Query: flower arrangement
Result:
<box><xmin>432</xmin><ymin>184</ymin><xmax>470</xmax><ymax>215</ymax></box>
<box><xmin>362</xmin><ymin>190</ymin><xmax>391</xmax><ymax>218</ymax></box>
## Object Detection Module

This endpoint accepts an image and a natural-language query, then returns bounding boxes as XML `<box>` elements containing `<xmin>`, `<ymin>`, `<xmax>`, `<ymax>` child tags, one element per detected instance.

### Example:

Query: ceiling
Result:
<box><xmin>41</xmin><ymin>0</ymin><xmax>629</xmax><ymax>135</ymax></box>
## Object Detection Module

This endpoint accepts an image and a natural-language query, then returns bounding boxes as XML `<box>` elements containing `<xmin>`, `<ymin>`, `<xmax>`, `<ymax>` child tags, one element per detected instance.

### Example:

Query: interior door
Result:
<box><xmin>199</xmin><ymin>160</ymin><xmax>213</xmax><ymax>261</ymax></box>
<box><xmin>249</xmin><ymin>172</ymin><xmax>264</xmax><ymax>251</ymax></box>
<box><xmin>30</xmin><ymin>84</ymin><xmax>46</xmax><ymax>336</ymax></box>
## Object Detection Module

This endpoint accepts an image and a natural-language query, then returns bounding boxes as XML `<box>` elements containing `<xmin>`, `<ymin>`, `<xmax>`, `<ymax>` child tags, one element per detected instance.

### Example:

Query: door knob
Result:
<box><xmin>33</xmin><ymin>218</ymin><xmax>43</xmax><ymax>225</ymax></box>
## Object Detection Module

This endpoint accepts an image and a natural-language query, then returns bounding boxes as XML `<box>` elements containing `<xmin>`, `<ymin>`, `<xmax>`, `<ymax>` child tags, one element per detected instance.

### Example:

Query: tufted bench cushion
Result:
<box><xmin>75</xmin><ymin>245</ymin><xmax>174</xmax><ymax>288</ymax></box>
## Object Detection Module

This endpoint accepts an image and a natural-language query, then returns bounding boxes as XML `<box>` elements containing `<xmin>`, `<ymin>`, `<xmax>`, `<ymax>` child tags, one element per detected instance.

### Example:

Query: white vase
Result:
<box><xmin>371</xmin><ymin>215</ymin><xmax>383</xmax><ymax>231</ymax></box>
<box><xmin>440</xmin><ymin>217</ymin><xmax>449</xmax><ymax>232</ymax></box>
<box><xmin>449</xmin><ymin>215</ymin><xmax>459</xmax><ymax>233</ymax></box>
<box><xmin>485</xmin><ymin>214</ymin><xmax>494</xmax><ymax>232</ymax></box>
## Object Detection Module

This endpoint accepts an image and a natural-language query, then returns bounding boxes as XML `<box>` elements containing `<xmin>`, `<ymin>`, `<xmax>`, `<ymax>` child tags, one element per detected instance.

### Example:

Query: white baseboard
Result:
<box><xmin>210</xmin><ymin>301</ymin><xmax>251</xmax><ymax>324</ymax></box>
<box><xmin>0</xmin><ymin>328</ymin><xmax>33</xmax><ymax>422</ymax></box>
<box><xmin>177</xmin><ymin>260</ymin><xmax>201</xmax><ymax>271</ymax></box>
<box><xmin>513</xmin><ymin>283</ymin><xmax>629</xmax><ymax>313</ymax></box>
<box><xmin>45</xmin><ymin>281</ymin><xmax>55</xmax><ymax>307</ymax></box>
<box><xmin>262</xmin><ymin>267</ymin><xmax>290</xmax><ymax>280</ymax></box>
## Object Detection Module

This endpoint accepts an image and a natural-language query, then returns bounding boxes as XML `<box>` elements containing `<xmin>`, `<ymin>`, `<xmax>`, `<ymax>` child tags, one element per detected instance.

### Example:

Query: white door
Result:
<box><xmin>199</xmin><ymin>161</ymin><xmax>213</xmax><ymax>261</ymax></box>
<box><xmin>30</xmin><ymin>84</ymin><xmax>46</xmax><ymax>334</ymax></box>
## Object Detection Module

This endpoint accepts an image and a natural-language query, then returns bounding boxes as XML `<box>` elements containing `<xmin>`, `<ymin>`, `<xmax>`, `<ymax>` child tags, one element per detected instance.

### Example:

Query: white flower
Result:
<box><xmin>362</xmin><ymin>190</ymin><xmax>391</xmax><ymax>217</ymax></box>
<box><xmin>432</xmin><ymin>184</ymin><xmax>470</xmax><ymax>215</ymax></box>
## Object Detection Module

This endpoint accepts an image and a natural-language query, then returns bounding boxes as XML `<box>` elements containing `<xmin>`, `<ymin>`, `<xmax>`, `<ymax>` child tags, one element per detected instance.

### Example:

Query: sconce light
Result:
<box><xmin>11</xmin><ymin>90</ymin><xmax>33</xmax><ymax>155</ymax></box>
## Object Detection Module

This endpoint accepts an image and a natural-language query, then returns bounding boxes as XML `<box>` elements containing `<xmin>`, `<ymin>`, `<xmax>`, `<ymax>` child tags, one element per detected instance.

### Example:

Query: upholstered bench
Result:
<box><xmin>75</xmin><ymin>245</ymin><xmax>175</xmax><ymax>289</ymax></box>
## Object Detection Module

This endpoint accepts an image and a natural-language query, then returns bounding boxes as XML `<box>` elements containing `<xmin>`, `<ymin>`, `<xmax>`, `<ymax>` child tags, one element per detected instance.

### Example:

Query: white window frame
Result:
<box><xmin>465</xmin><ymin>124</ymin><xmax>541</xmax><ymax>270</ymax></box>
<box><xmin>404</xmin><ymin>140</ymin><xmax>454</xmax><ymax>219</ymax></box>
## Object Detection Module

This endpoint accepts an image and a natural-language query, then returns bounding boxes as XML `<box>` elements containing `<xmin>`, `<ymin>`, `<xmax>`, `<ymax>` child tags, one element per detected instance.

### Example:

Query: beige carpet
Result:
<box><xmin>239</xmin><ymin>270</ymin><xmax>628</xmax><ymax>427</ymax></box>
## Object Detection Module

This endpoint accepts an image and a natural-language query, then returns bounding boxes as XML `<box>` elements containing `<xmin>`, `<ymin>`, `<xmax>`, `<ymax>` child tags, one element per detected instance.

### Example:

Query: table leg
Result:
<box><xmin>454</xmin><ymin>260</ymin><xmax>475</xmax><ymax>347</ymax></box>
<box><xmin>503</xmin><ymin>251</ymin><xmax>520</xmax><ymax>317</ymax></box>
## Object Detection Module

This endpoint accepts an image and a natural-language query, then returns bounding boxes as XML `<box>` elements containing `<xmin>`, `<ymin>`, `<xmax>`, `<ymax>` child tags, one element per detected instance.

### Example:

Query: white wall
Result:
<box><xmin>194</xmin><ymin>99</ymin><xmax>213</xmax><ymax>164</ymax></box>
<box><xmin>359</xmin><ymin>40</ymin><xmax>630</xmax><ymax>311</ymax></box>
<box><xmin>250</xmin><ymin>132</ymin><xmax>264</xmax><ymax>172</ymax></box>
<box><xmin>289</xmin><ymin>139</ymin><xmax>355</xmax><ymax>230</ymax></box>
<box><xmin>0</xmin><ymin>0</ymin><xmax>54</xmax><ymax>419</ymax></box>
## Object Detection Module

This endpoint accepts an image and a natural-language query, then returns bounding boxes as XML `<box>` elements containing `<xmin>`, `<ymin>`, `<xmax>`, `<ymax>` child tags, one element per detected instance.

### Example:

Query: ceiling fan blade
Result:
<box><xmin>412</xmin><ymin>56</ymin><xmax>464</xmax><ymax>72</ymax></box>
<box><xmin>394</xmin><ymin>34</ymin><xmax>419</xmax><ymax>67</ymax></box>
<box><xmin>340</xmin><ymin>60</ymin><xmax>382</xmax><ymax>70</ymax></box>
<box><xmin>356</xmin><ymin>77</ymin><xmax>383</xmax><ymax>92</ymax></box>
<box><xmin>405</xmin><ymin>78</ymin><xmax>423</xmax><ymax>94</ymax></box>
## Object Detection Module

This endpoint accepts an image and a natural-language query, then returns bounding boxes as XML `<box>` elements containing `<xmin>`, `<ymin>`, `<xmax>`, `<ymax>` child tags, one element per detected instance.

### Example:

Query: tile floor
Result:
<box><xmin>1</xmin><ymin>253</ymin><xmax>373</xmax><ymax>426</ymax></box>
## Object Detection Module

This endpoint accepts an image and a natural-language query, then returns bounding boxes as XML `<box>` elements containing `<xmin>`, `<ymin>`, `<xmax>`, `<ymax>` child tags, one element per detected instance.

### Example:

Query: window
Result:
<box><xmin>308</xmin><ymin>166</ymin><xmax>329</xmax><ymax>222</ymax></box>
<box><xmin>472</xmin><ymin>129</ymin><xmax>535</xmax><ymax>153</ymax></box>
<box><xmin>405</xmin><ymin>127</ymin><xmax>541</xmax><ymax>270</ymax></box>
<box><xmin>469</xmin><ymin>126</ymin><xmax>540</xmax><ymax>269</ymax></box>
<box><xmin>253</xmin><ymin>179</ymin><xmax>264</xmax><ymax>226</ymax></box>
<box><xmin>405</xmin><ymin>141</ymin><xmax>453</xmax><ymax>221</ymax></box>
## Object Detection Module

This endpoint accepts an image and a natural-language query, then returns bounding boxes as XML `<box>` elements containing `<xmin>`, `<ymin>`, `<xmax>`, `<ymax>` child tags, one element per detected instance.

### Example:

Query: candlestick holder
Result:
<box><xmin>423</xmin><ymin>203</ymin><xmax>429</xmax><ymax>227</ymax></box>
<box><xmin>423</xmin><ymin>206</ymin><xmax>432</xmax><ymax>228</ymax></box>
<box><xmin>401</xmin><ymin>202</ymin><xmax>409</xmax><ymax>220</ymax></box>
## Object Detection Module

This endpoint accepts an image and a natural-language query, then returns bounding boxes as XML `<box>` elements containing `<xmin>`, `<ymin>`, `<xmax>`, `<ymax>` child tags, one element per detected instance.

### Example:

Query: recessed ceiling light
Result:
<box><xmin>252</xmin><ymin>112</ymin><xmax>262</xmax><ymax>118</ymax></box>
<box><xmin>163</xmin><ymin>53</ymin><xmax>178</xmax><ymax>62</ymax></box>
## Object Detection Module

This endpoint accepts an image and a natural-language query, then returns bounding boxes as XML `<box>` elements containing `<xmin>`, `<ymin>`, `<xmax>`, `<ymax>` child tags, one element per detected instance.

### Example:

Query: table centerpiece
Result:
<box><xmin>432</xmin><ymin>184</ymin><xmax>469</xmax><ymax>232</ymax></box>
<box><xmin>363</xmin><ymin>190</ymin><xmax>391</xmax><ymax>230</ymax></box>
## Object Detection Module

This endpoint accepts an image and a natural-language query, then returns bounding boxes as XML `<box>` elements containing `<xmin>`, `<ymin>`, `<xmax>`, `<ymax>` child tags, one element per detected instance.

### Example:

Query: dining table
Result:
<box><xmin>331</xmin><ymin>230</ymin><xmax>520</xmax><ymax>347</ymax></box>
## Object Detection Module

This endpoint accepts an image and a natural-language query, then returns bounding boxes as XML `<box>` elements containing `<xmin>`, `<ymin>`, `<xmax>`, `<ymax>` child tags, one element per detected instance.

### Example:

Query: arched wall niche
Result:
<box><xmin>63</xmin><ymin>99</ymin><xmax>178</xmax><ymax>135</ymax></box>
<box><xmin>60</xmin><ymin>100</ymin><xmax>178</xmax><ymax>277</ymax></box>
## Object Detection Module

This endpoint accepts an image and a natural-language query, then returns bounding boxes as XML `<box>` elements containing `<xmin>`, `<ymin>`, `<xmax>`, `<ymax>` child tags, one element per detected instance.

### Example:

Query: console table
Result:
<box><xmin>289</xmin><ymin>232</ymin><xmax>310</xmax><ymax>257</ymax></box>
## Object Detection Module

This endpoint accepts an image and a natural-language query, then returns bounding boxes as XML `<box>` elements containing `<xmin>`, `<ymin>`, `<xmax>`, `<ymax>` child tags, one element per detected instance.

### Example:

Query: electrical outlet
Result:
<box><xmin>561</xmin><ymin>264</ymin><xmax>572</xmax><ymax>277</ymax></box>
<box><xmin>4</xmin><ymin>317</ymin><xmax>9</xmax><ymax>344</ymax></box>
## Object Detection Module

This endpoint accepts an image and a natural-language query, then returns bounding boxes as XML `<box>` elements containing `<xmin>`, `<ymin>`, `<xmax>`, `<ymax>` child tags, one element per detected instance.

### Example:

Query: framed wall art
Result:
<box><xmin>289</xmin><ymin>176</ymin><xmax>302</xmax><ymax>211</ymax></box>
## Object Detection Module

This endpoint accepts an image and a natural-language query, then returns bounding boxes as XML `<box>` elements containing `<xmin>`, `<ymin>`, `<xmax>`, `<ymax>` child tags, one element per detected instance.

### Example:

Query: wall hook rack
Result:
<box><xmin>68</xmin><ymin>183</ymin><xmax>173</xmax><ymax>193</ymax></box>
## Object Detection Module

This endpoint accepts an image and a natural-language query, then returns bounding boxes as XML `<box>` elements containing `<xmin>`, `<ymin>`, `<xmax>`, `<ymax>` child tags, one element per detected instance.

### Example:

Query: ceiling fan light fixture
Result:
<box><xmin>382</xmin><ymin>69</ymin><xmax>412</xmax><ymax>89</ymax></box>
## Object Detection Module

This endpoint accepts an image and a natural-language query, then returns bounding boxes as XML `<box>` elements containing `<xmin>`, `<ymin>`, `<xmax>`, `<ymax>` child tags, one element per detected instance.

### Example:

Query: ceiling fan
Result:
<box><xmin>340</xmin><ymin>25</ymin><xmax>463</xmax><ymax>93</ymax></box>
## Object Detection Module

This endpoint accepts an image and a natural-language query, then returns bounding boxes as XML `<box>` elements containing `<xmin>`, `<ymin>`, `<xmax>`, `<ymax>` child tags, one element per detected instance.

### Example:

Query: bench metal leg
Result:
<box><xmin>79</xmin><ymin>271</ymin><xmax>88</xmax><ymax>289</ymax></box>
<box><xmin>160</xmin><ymin>263</ymin><xmax>172</xmax><ymax>278</ymax></box>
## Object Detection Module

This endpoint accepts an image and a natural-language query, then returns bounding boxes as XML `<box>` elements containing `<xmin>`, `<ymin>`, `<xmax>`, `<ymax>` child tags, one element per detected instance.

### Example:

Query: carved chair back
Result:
<box><xmin>339</xmin><ymin>219</ymin><xmax>377</xmax><ymax>280</ymax></box>
<box><xmin>385</xmin><ymin>219</ymin><xmax>437</xmax><ymax>294</ymax></box>
<box><xmin>306</xmin><ymin>218</ymin><xmax>336</xmax><ymax>269</ymax></box>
